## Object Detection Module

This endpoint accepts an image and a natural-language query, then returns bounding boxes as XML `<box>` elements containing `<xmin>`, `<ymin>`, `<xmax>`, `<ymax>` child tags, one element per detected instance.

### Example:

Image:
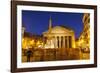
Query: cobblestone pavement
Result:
<box><xmin>22</xmin><ymin>48</ymin><xmax>90</xmax><ymax>62</ymax></box>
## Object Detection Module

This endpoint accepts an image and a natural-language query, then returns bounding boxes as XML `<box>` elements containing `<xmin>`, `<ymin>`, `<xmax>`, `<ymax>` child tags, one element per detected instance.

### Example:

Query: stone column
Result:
<box><xmin>55</xmin><ymin>36</ymin><xmax>58</xmax><ymax>48</ymax></box>
<box><xmin>67</xmin><ymin>36</ymin><xmax>69</xmax><ymax>48</ymax></box>
<box><xmin>62</xmin><ymin>36</ymin><xmax>65</xmax><ymax>59</ymax></box>
<box><xmin>59</xmin><ymin>36</ymin><xmax>61</xmax><ymax>48</ymax></box>
<box><xmin>53</xmin><ymin>36</ymin><xmax>55</xmax><ymax>48</ymax></box>
<box><xmin>63</xmin><ymin>36</ymin><xmax>65</xmax><ymax>48</ymax></box>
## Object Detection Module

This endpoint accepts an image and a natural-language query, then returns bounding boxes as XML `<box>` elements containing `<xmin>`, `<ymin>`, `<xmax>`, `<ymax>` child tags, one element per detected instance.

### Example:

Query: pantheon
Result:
<box><xmin>43</xmin><ymin>17</ymin><xmax>76</xmax><ymax>49</ymax></box>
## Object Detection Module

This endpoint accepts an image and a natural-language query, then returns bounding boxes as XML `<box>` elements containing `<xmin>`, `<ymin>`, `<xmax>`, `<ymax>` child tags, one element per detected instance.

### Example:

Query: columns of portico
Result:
<box><xmin>63</xmin><ymin>36</ymin><xmax>65</xmax><ymax>48</ymax></box>
<box><xmin>55</xmin><ymin>36</ymin><xmax>58</xmax><ymax>48</ymax></box>
<box><xmin>67</xmin><ymin>36</ymin><xmax>69</xmax><ymax>48</ymax></box>
<box><xmin>59</xmin><ymin>36</ymin><xmax>61</xmax><ymax>48</ymax></box>
<box><xmin>54</xmin><ymin>35</ymin><xmax>73</xmax><ymax>49</ymax></box>
<box><xmin>62</xmin><ymin>36</ymin><xmax>66</xmax><ymax>59</ymax></box>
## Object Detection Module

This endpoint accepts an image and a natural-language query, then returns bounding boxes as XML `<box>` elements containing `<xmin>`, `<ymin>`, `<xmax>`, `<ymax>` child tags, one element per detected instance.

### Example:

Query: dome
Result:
<box><xmin>43</xmin><ymin>26</ymin><xmax>74</xmax><ymax>34</ymax></box>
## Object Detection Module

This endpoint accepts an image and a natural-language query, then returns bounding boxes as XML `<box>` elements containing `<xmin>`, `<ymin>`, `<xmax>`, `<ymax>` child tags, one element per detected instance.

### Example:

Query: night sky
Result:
<box><xmin>22</xmin><ymin>10</ymin><xmax>83</xmax><ymax>39</ymax></box>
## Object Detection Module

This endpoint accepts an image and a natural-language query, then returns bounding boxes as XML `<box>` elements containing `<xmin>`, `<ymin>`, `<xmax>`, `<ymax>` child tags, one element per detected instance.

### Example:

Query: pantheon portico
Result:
<box><xmin>43</xmin><ymin>17</ymin><xmax>75</xmax><ymax>49</ymax></box>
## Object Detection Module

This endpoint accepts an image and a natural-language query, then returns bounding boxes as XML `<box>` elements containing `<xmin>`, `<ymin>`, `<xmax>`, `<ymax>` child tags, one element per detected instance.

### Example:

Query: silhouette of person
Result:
<box><xmin>26</xmin><ymin>49</ymin><xmax>33</xmax><ymax>62</ymax></box>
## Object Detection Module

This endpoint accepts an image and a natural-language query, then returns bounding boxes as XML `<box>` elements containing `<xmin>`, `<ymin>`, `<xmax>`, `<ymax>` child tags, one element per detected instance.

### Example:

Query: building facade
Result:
<box><xmin>43</xmin><ymin>17</ymin><xmax>75</xmax><ymax>48</ymax></box>
<box><xmin>76</xmin><ymin>13</ymin><xmax>90</xmax><ymax>48</ymax></box>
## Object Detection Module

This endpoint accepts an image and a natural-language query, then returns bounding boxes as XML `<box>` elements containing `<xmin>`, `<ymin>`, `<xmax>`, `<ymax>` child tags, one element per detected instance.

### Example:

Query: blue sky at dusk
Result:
<box><xmin>22</xmin><ymin>10</ymin><xmax>83</xmax><ymax>39</ymax></box>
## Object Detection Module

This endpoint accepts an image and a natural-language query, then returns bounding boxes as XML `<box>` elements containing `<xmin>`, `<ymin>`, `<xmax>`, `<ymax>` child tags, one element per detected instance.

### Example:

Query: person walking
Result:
<box><xmin>26</xmin><ymin>48</ymin><xmax>33</xmax><ymax>62</ymax></box>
